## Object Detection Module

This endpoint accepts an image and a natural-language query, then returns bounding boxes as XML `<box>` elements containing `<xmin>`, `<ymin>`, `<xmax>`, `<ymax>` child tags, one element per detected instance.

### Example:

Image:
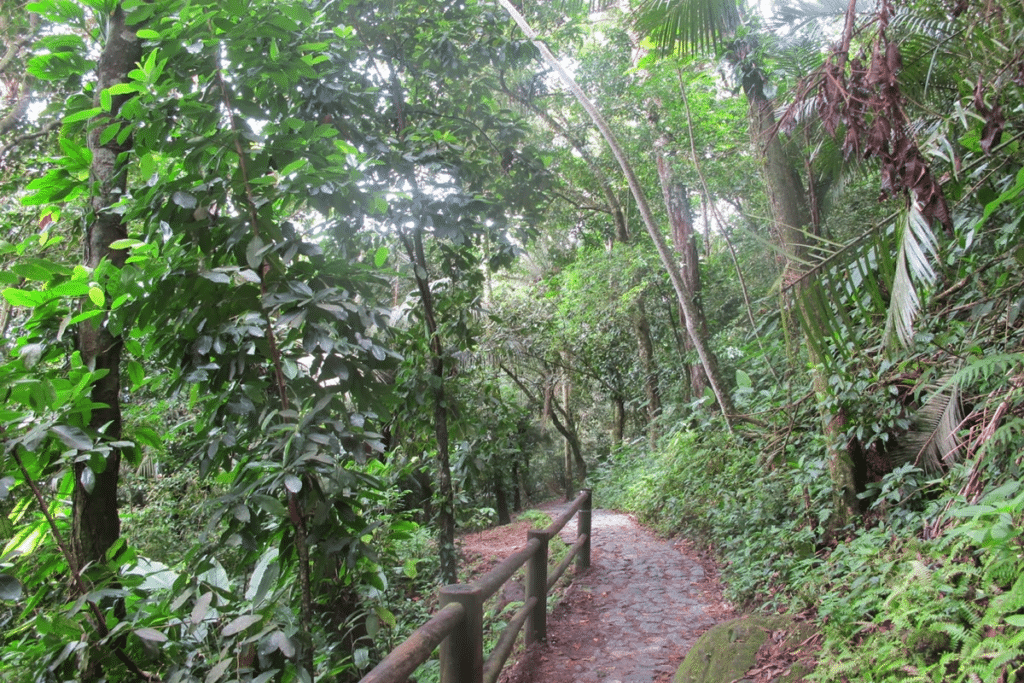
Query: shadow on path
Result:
<box><xmin>503</xmin><ymin>504</ymin><xmax>734</xmax><ymax>683</ymax></box>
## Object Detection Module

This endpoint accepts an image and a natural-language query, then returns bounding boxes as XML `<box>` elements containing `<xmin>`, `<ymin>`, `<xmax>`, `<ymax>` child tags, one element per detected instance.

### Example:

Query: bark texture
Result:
<box><xmin>656</xmin><ymin>150</ymin><xmax>710</xmax><ymax>400</ymax></box>
<box><xmin>72</xmin><ymin>6</ymin><xmax>140</xmax><ymax>571</ymax></box>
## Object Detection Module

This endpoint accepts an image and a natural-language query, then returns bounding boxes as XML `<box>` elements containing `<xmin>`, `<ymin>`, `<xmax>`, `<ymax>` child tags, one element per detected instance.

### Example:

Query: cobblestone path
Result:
<box><xmin>504</xmin><ymin>506</ymin><xmax>731</xmax><ymax>683</ymax></box>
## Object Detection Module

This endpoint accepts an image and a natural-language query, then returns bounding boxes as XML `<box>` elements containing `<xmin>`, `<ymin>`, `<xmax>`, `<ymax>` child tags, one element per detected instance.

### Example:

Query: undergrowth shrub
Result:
<box><xmin>593</xmin><ymin>429</ymin><xmax>827</xmax><ymax>606</ymax></box>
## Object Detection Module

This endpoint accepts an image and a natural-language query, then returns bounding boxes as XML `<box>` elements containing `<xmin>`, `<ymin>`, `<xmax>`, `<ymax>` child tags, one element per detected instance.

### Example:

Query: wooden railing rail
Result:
<box><xmin>359</xmin><ymin>489</ymin><xmax>593</xmax><ymax>683</ymax></box>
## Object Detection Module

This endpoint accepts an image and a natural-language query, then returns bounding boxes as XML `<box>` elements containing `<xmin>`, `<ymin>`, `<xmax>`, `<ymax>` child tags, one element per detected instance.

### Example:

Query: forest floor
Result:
<box><xmin>455</xmin><ymin>501</ymin><xmax>745</xmax><ymax>683</ymax></box>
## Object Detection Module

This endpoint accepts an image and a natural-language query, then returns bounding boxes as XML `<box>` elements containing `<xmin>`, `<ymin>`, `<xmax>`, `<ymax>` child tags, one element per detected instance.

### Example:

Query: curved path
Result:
<box><xmin>504</xmin><ymin>506</ymin><xmax>732</xmax><ymax>683</ymax></box>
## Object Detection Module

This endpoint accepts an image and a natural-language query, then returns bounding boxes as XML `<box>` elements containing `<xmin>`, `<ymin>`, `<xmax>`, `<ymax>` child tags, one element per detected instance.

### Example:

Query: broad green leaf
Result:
<box><xmin>134</xmin><ymin>627</ymin><xmax>168</xmax><ymax>642</ymax></box>
<box><xmin>4</xmin><ymin>289</ymin><xmax>45</xmax><ymax>307</ymax></box>
<box><xmin>245</xmin><ymin>236</ymin><xmax>265</xmax><ymax>270</ymax></box>
<box><xmin>172</xmin><ymin>191</ymin><xmax>197</xmax><ymax>209</ymax></box>
<box><xmin>191</xmin><ymin>591</ymin><xmax>213</xmax><ymax>625</ymax></box>
<box><xmin>88</xmin><ymin>286</ymin><xmax>105</xmax><ymax>307</ymax></box>
<box><xmin>279</xmin><ymin>158</ymin><xmax>308</xmax><ymax>175</ymax></box>
<box><xmin>271</xmin><ymin>631</ymin><xmax>294</xmax><ymax>658</ymax></box>
<box><xmin>284</xmin><ymin>475</ymin><xmax>302</xmax><ymax>493</ymax></box>
<box><xmin>109</xmin><ymin>238</ymin><xmax>144</xmax><ymax>250</ymax></box>
<box><xmin>374</xmin><ymin>246</ymin><xmax>389</xmax><ymax>268</ymax></box>
<box><xmin>245</xmin><ymin>548</ymin><xmax>279</xmax><ymax>605</ymax></box>
<box><xmin>62</xmin><ymin>107</ymin><xmax>102</xmax><ymax>124</ymax></box>
<box><xmin>80</xmin><ymin>466</ymin><xmax>95</xmax><ymax>494</ymax></box>
<box><xmin>222</xmin><ymin>614</ymin><xmax>262</xmax><ymax>637</ymax></box>
<box><xmin>48</xmin><ymin>281</ymin><xmax>89</xmax><ymax>297</ymax></box>
<box><xmin>205</xmin><ymin>658</ymin><xmax>231</xmax><ymax>683</ymax></box>
<box><xmin>51</xmin><ymin>425</ymin><xmax>92</xmax><ymax>450</ymax></box>
<box><xmin>735</xmin><ymin>369</ymin><xmax>752</xmax><ymax>388</ymax></box>
<box><xmin>0</xmin><ymin>573</ymin><xmax>22</xmax><ymax>600</ymax></box>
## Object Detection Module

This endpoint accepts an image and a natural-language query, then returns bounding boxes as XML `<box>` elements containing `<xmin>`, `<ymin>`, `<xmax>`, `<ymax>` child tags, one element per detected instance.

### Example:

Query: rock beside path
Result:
<box><xmin>674</xmin><ymin>615</ymin><xmax>816</xmax><ymax>683</ymax></box>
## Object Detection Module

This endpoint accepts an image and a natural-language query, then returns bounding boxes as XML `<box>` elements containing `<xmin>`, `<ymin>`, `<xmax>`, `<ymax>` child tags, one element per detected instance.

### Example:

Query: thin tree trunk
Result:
<box><xmin>562</xmin><ymin>367</ymin><xmax>573</xmax><ymax>500</ymax></box>
<box><xmin>405</xmin><ymin>229</ymin><xmax>458</xmax><ymax>585</ymax></box>
<box><xmin>494</xmin><ymin>471</ymin><xmax>511</xmax><ymax>525</ymax></box>
<box><xmin>655</xmin><ymin>147</ymin><xmax>709</xmax><ymax>399</ymax></box>
<box><xmin>745</xmin><ymin>77</ymin><xmax>858</xmax><ymax>524</ymax></box>
<box><xmin>72</xmin><ymin>4</ymin><xmax>140</xmax><ymax>572</ymax></box>
<box><xmin>499</xmin><ymin>0</ymin><xmax>736</xmax><ymax>429</ymax></box>
<box><xmin>632</xmin><ymin>294</ymin><xmax>661</xmax><ymax>441</ymax></box>
<box><xmin>611</xmin><ymin>395</ymin><xmax>625</xmax><ymax>445</ymax></box>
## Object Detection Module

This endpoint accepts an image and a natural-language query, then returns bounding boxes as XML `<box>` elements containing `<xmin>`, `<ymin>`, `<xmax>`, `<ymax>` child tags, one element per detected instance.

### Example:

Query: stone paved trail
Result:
<box><xmin>503</xmin><ymin>505</ymin><xmax>733</xmax><ymax>683</ymax></box>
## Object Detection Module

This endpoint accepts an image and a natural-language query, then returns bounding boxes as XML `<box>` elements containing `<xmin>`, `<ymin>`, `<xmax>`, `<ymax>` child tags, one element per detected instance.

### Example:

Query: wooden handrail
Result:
<box><xmin>357</xmin><ymin>489</ymin><xmax>593</xmax><ymax>683</ymax></box>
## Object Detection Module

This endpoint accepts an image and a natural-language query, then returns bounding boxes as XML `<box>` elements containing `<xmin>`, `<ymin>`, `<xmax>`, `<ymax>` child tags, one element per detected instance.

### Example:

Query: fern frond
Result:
<box><xmin>948</xmin><ymin>354</ymin><xmax>1024</xmax><ymax>391</ymax></box>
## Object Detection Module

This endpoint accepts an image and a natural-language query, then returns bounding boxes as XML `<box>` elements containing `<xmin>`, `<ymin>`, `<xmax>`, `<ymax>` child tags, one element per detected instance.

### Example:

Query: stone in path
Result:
<box><xmin>503</xmin><ymin>506</ymin><xmax>733</xmax><ymax>683</ymax></box>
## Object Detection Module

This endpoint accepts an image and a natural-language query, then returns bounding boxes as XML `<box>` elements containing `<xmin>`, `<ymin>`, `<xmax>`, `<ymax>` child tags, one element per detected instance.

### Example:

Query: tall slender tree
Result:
<box><xmin>73</xmin><ymin>3</ymin><xmax>140</xmax><ymax>572</ymax></box>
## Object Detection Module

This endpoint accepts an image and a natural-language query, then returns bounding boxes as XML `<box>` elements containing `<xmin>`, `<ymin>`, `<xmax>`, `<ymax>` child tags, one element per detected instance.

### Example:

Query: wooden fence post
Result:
<box><xmin>439</xmin><ymin>584</ymin><xmax>483</xmax><ymax>683</ymax></box>
<box><xmin>578</xmin><ymin>488</ymin><xmax>592</xmax><ymax>570</ymax></box>
<box><xmin>525</xmin><ymin>529</ymin><xmax>549</xmax><ymax>645</ymax></box>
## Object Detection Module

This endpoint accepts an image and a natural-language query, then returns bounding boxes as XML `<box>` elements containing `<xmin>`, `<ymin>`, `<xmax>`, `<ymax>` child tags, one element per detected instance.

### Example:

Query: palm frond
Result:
<box><xmin>884</xmin><ymin>200</ymin><xmax>938</xmax><ymax>351</ymax></box>
<box><xmin>632</xmin><ymin>0</ymin><xmax>740</xmax><ymax>56</ymax></box>
<box><xmin>895</xmin><ymin>380</ymin><xmax>962</xmax><ymax>472</ymax></box>
<box><xmin>770</xmin><ymin>0</ymin><xmax>873</xmax><ymax>34</ymax></box>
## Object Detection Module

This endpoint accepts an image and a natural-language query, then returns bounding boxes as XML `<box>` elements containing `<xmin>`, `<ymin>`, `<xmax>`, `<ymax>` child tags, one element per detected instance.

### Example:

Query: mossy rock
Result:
<box><xmin>674</xmin><ymin>614</ymin><xmax>813</xmax><ymax>683</ymax></box>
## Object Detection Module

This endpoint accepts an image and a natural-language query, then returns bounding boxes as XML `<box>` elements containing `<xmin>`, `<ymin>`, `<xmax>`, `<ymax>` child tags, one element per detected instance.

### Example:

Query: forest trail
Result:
<box><xmin>500</xmin><ymin>503</ymin><xmax>735</xmax><ymax>683</ymax></box>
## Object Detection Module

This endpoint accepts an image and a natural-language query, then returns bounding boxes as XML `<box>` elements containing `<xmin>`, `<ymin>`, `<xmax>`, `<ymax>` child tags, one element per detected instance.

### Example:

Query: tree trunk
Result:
<box><xmin>405</xmin><ymin>229</ymin><xmax>458</xmax><ymax>585</ymax></box>
<box><xmin>494</xmin><ymin>471</ymin><xmax>511</xmax><ymax>525</ymax></box>
<box><xmin>744</xmin><ymin>77</ymin><xmax>859</xmax><ymax>524</ymax></box>
<box><xmin>72</xmin><ymin>5</ymin><xmax>140</xmax><ymax>572</ymax></box>
<box><xmin>562</xmin><ymin>370</ymin><xmax>573</xmax><ymax>500</ymax></box>
<box><xmin>632</xmin><ymin>294</ymin><xmax>661</xmax><ymax>443</ymax></box>
<box><xmin>655</xmin><ymin>149</ymin><xmax>709</xmax><ymax>400</ymax></box>
<box><xmin>611</xmin><ymin>395</ymin><xmax>625</xmax><ymax>445</ymax></box>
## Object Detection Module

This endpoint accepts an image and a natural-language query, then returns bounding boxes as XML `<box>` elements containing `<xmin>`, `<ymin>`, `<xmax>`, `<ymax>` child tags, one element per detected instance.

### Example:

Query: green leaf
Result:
<box><xmin>279</xmin><ymin>158</ymin><xmax>308</xmax><ymax>175</ymax></box>
<box><xmin>101</xmin><ymin>88</ymin><xmax>112</xmax><ymax>112</ymax></box>
<box><xmin>284</xmin><ymin>475</ymin><xmax>302</xmax><ymax>493</ymax></box>
<box><xmin>80</xmin><ymin>466</ymin><xmax>95</xmax><ymax>494</ymax></box>
<box><xmin>99</xmin><ymin>122</ymin><xmax>121</xmax><ymax>145</ymax></box>
<box><xmin>107</xmin><ymin>82</ymin><xmax>139</xmax><ymax>95</ymax></box>
<box><xmin>51</xmin><ymin>425</ymin><xmax>92</xmax><ymax>450</ymax></box>
<box><xmin>136</xmin><ymin>28</ymin><xmax>160</xmax><ymax>39</ymax></box>
<box><xmin>133</xmin><ymin>426</ymin><xmax>162</xmax><ymax>449</ymax></box>
<box><xmin>205</xmin><ymin>658</ymin><xmax>231</xmax><ymax>683</ymax></box>
<box><xmin>222</xmin><ymin>614</ymin><xmax>262</xmax><ymax>637</ymax></box>
<box><xmin>374</xmin><ymin>246</ymin><xmax>389</xmax><ymax>268</ymax></box>
<box><xmin>59</xmin><ymin>137</ymin><xmax>92</xmax><ymax>170</ymax></box>
<box><xmin>88</xmin><ymin>286</ymin><xmax>105</xmax><ymax>307</ymax></box>
<box><xmin>245</xmin><ymin>548</ymin><xmax>279</xmax><ymax>605</ymax></box>
<box><xmin>0</xmin><ymin>573</ymin><xmax>22</xmax><ymax>600</ymax></box>
<box><xmin>4</xmin><ymin>289</ymin><xmax>45</xmax><ymax>307</ymax></box>
<box><xmin>191</xmin><ymin>591</ymin><xmax>213</xmax><ymax>625</ymax></box>
<box><xmin>48</xmin><ymin>281</ymin><xmax>89</xmax><ymax>298</ymax></box>
<box><xmin>271</xmin><ymin>631</ymin><xmax>295</xmax><ymax>658</ymax></box>
<box><xmin>245</xmin><ymin>236</ymin><xmax>265</xmax><ymax>270</ymax></box>
<box><xmin>172</xmin><ymin>191</ymin><xmax>197</xmax><ymax>209</ymax></box>
<box><xmin>134</xmin><ymin>627</ymin><xmax>168</xmax><ymax>642</ymax></box>
<box><xmin>63</xmin><ymin>107</ymin><xmax>102</xmax><ymax>124</ymax></box>
<box><xmin>735</xmin><ymin>369</ymin><xmax>751</xmax><ymax>388</ymax></box>
<box><xmin>1006</xmin><ymin>615</ymin><xmax>1024</xmax><ymax>627</ymax></box>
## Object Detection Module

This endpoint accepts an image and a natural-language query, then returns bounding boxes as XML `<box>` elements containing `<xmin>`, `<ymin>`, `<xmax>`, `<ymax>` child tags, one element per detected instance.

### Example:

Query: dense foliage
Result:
<box><xmin>1</xmin><ymin>0</ymin><xmax>1023</xmax><ymax>680</ymax></box>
